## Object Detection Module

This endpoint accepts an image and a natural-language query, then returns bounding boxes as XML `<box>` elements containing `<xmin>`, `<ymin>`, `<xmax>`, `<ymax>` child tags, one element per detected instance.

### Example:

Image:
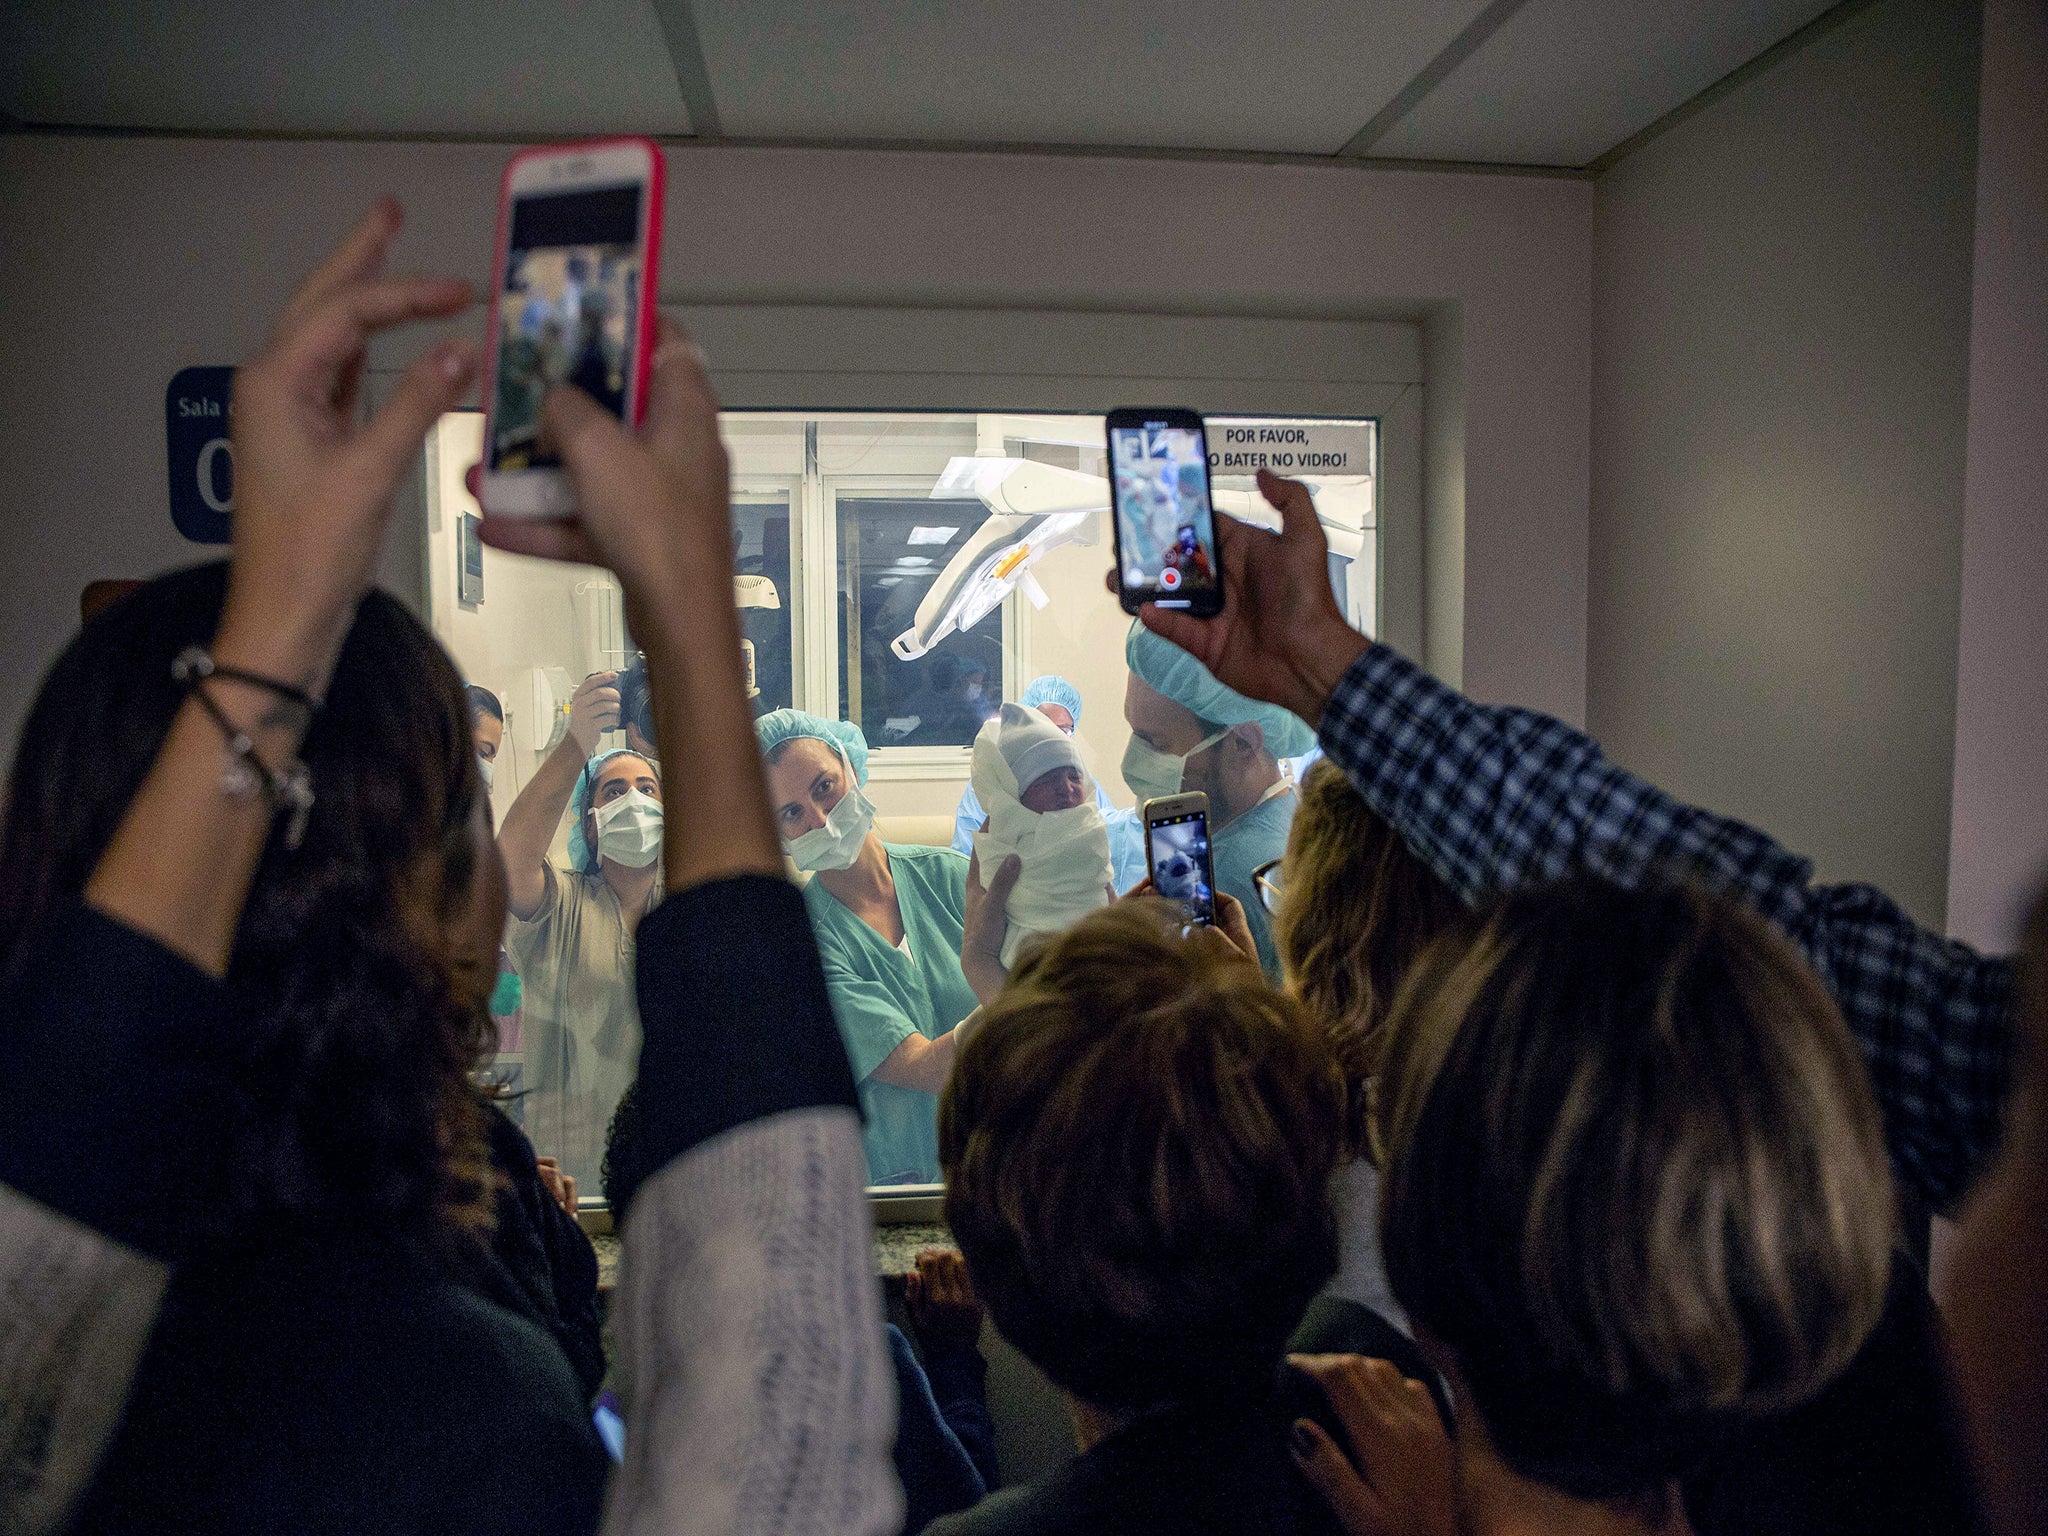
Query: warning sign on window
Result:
<box><xmin>1205</xmin><ymin>419</ymin><xmax>1372</xmax><ymax>476</ymax></box>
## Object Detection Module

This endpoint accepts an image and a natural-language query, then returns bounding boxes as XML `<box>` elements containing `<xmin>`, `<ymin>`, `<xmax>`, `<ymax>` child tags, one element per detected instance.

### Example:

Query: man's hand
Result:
<box><xmin>1288</xmin><ymin>1354</ymin><xmax>1460</xmax><ymax>1536</ymax></box>
<box><xmin>567</xmin><ymin>671</ymin><xmax>621</xmax><ymax>757</ymax></box>
<box><xmin>962</xmin><ymin>834</ymin><xmax>1021</xmax><ymax>1005</ymax></box>
<box><xmin>535</xmin><ymin>1156</ymin><xmax>579</xmax><ymax>1217</ymax></box>
<box><xmin>904</xmin><ymin>1247</ymin><xmax>984</xmax><ymax>1355</ymax></box>
<box><xmin>1108</xmin><ymin>469</ymin><xmax>1370</xmax><ymax>729</ymax></box>
<box><xmin>1120</xmin><ymin>879</ymin><xmax>1262</xmax><ymax>967</ymax></box>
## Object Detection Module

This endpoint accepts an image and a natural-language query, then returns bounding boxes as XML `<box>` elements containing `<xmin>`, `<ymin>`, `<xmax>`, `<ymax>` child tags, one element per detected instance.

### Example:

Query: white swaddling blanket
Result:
<box><xmin>969</xmin><ymin>711</ymin><xmax>1113</xmax><ymax>967</ymax></box>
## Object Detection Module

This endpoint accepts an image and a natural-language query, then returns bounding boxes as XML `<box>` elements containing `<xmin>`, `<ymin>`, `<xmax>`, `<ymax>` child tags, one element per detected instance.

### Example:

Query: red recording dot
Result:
<box><xmin>1160</xmin><ymin>567</ymin><xmax>1182</xmax><ymax>591</ymax></box>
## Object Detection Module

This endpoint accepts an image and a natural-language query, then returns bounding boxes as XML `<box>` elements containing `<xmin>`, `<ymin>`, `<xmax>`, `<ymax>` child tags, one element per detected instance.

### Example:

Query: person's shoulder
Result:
<box><xmin>888</xmin><ymin>841</ymin><xmax>971</xmax><ymax>883</ymax></box>
<box><xmin>923</xmin><ymin>1483</ymin><xmax>1047</xmax><ymax>1536</ymax></box>
<box><xmin>888</xmin><ymin>841</ymin><xmax>969</xmax><ymax>865</ymax></box>
<box><xmin>798</xmin><ymin>872</ymin><xmax>841</xmax><ymax>921</ymax></box>
<box><xmin>132</xmin><ymin>1245</ymin><xmax>607</xmax><ymax>1529</ymax></box>
<box><xmin>510</xmin><ymin>859</ymin><xmax>579</xmax><ymax>932</ymax></box>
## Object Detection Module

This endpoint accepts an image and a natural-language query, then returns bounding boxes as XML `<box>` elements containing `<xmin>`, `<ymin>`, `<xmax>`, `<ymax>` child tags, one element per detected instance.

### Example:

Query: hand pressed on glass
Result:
<box><xmin>1288</xmin><ymin>1353</ymin><xmax>1459</xmax><ymax>1536</ymax></box>
<box><xmin>904</xmin><ymin>1248</ymin><xmax>984</xmax><ymax>1355</ymax></box>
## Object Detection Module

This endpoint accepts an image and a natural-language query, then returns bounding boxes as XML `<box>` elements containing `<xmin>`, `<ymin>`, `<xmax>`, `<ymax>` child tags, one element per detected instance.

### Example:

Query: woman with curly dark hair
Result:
<box><xmin>0</xmin><ymin>201</ymin><xmax>894</xmax><ymax>1536</ymax></box>
<box><xmin>0</xmin><ymin>549</ymin><xmax>614</xmax><ymax>1536</ymax></box>
<box><xmin>0</xmin><ymin>566</ymin><xmax>503</xmax><ymax>1243</ymax></box>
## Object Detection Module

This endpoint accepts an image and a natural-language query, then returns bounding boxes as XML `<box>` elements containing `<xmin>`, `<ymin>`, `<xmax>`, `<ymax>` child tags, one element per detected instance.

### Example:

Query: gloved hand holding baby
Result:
<box><xmin>970</xmin><ymin>701</ymin><xmax>1114</xmax><ymax>966</ymax></box>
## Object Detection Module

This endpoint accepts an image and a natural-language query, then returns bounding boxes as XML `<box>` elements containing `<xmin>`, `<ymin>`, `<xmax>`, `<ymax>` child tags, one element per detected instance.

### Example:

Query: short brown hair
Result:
<box><xmin>1375</xmin><ymin>877</ymin><xmax>1895</xmax><ymax>1499</ymax></box>
<box><xmin>1275</xmin><ymin>760</ymin><xmax>1468</xmax><ymax>1153</ymax></box>
<box><xmin>939</xmin><ymin>901</ymin><xmax>1344</xmax><ymax>1411</ymax></box>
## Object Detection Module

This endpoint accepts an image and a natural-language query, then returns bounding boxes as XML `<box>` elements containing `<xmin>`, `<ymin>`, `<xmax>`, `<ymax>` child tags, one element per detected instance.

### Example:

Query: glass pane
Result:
<box><xmin>838</xmin><ymin>495</ymin><xmax>1003</xmax><ymax>748</ymax></box>
<box><xmin>425</xmin><ymin>408</ymin><xmax>1378</xmax><ymax>1199</ymax></box>
<box><xmin>735</xmin><ymin>492</ymin><xmax>795</xmax><ymax>716</ymax></box>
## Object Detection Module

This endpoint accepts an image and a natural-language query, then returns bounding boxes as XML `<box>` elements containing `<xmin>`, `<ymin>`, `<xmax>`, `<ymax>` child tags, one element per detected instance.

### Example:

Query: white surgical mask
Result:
<box><xmin>1120</xmin><ymin>729</ymin><xmax>1226</xmax><ymax>808</ymax></box>
<box><xmin>594</xmin><ymin>787</ymin><xmax>664</xmax><ymax>868</ymax></box>
<box><xmin>786</xmin><ymin>779</ymin><xmax>876</xmax><ymax>873</ymax></box>
<box><xmin>477</xmin><ymin>756</ymin><xmax>495</xmax><ymax>789</ymax></box>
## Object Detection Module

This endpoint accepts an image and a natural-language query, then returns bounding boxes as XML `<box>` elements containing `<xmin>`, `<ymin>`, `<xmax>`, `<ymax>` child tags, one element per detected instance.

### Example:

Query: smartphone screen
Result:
<box><xmin>490</xmin><ymin>182</ymin><xmax>647</xmax><ymax>473</ymax></box>
<box><xmin>1147</xmin><ymin>808</ymin><xmax>1216</xmax><ymax>928</ymax></box>
<box><xmin>1109</xmin><ymin>414</ymin><xmax>1222</xmax><ymax>612</ymax></box>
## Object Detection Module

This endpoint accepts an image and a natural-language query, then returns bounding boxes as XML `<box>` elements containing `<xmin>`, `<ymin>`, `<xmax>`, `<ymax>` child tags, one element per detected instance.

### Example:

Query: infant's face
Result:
<box><xmin>1020</xmin><ymin>766</ymin><xmax>1087</xmax><ymax>814</ymax></box>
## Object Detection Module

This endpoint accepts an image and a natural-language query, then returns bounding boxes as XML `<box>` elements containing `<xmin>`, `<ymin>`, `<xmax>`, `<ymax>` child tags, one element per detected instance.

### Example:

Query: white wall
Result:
<box><xmin>1588</xmin><ymin>0</ymin><xmax>1982</xmax><ymax>928</ymax></box>
<box><xmin>1945</xmin><ymin>0</ymin><xmax>2048</xmax><ymax>952</ymax></box>
<box><xmin>0</xmin><ymin>133</ymin><xmax>1591</xmax><ymax>763</ymax></box>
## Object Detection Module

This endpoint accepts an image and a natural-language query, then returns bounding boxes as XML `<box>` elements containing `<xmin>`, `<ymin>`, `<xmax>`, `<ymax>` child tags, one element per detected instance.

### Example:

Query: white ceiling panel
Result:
<box><xmin>0</xmin><ymin>0</ymin><xmax>692</xmax><ymax>138</ymax></box>
<box><xmin>692</xmin><ymin>0</ymin><xmax>1493</xmax><ymax>154</ymax></box>
<box><xmin>1365</xmin><ymin>0</ymin><xmax>1838</xmax><ymax>166</ymax></box>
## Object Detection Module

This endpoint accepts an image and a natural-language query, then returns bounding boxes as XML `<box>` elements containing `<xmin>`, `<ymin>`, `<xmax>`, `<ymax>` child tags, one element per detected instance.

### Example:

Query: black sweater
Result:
<box><xmin>0</xmin><ymin>878</ymin><xmax>861</xmax><ymax>1536</ymax></box>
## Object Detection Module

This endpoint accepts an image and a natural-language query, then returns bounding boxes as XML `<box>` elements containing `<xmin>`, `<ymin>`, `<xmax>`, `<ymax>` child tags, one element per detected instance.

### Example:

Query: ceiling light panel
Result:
<box><xmin>694</xmin><ymin>0</ymin><xmax>1495</xmax><ymax>154</ymax></box>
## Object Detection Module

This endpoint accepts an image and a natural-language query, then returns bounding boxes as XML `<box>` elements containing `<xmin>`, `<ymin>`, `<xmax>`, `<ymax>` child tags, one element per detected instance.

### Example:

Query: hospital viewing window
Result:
<box><xmin>423</xmin><ymin>407</ymin><xmax>1376</xmax><ymax>1198</ymax></box>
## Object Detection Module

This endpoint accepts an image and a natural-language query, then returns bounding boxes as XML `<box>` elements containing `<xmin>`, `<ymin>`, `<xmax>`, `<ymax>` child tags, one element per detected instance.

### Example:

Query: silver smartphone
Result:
<box><xmin>1144</xmin><ymin>791</ymin><xmax>1216</xmax><ymax>928</ymax></box>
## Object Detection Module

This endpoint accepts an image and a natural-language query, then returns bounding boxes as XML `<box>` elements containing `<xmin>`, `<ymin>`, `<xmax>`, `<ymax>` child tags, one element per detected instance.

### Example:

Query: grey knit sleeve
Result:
<box><xmin>601</xmin><ymin>1107</ymin><xmax>903</xmax><ymax>1536</ymax></box>
<box><xmin>0</xmin><ymin>1185</ymin><xmax>170</xmax><ymax>1536</ymax></box>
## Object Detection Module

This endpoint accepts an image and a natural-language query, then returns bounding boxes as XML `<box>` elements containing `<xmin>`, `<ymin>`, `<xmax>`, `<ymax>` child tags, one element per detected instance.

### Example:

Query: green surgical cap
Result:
<box><xmin>1124</xmin><ymin>623</ymin><xmax>1316</xmax><ymax>758</ymax></box>
<box><xmin>754</xmin><ymin>709</ymin><xmax>871</xmax><ymax>787</ymax></box>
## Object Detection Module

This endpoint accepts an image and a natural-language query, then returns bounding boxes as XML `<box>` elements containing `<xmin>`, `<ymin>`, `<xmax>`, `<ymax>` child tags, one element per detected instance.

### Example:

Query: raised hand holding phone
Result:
<box><xmin>1116</xmin><ymin>468</ymin><xmax>1371</xmax><ymax>730</ymax></box>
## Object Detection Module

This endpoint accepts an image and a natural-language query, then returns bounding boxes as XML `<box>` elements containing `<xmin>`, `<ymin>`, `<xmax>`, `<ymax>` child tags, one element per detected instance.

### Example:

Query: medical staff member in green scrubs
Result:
<box><xmin>1121</xmin><ymin>624</ymin><xmax>1317</xmax><ymax>976</ymax></box>
<box><xmin>757</xmin><ymin>710</ymin><xmax>1002</xmax><ymax>1185</ymax></box>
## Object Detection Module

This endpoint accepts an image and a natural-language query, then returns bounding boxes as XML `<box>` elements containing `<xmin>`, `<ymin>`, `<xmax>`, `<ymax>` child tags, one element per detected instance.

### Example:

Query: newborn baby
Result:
<box><xmin>970</xmin><ymin>702</ymin><xmax>1114</xmax><ymax>966</ymax></box>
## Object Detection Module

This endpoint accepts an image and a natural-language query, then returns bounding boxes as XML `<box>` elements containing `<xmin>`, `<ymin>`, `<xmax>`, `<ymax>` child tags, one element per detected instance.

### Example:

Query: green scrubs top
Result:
<box><xmin>803</xmin><ymin>842</ymin><xmax>979</xmax><ymax>1185</ymax></box>
<box><xmin>1212</xmin><ymin>789</ymin><xmax>1297</xmax><ymax>978</ymax></box>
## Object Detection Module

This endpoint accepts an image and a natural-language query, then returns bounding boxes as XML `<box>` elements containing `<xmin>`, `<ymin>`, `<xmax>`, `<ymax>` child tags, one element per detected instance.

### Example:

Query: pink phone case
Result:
<box><xmin>482</xmin><ymin>136</ymin><xmax>667</xmax><ymax>457</ymax></box>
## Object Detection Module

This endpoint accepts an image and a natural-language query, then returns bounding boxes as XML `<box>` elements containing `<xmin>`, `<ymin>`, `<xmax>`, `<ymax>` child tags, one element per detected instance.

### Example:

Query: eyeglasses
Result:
<box><xmin>1252</xmin><ymin>858</ymin><xmax>1284</xmax><ymax>916</ymax></box>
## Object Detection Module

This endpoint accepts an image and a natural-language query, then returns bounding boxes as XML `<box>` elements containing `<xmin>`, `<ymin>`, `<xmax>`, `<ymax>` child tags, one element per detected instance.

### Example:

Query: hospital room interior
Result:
<box><xmin>1</xmin><ymin>0</ymin><xmax>2044</xmax><ymax>1530</ymax></box>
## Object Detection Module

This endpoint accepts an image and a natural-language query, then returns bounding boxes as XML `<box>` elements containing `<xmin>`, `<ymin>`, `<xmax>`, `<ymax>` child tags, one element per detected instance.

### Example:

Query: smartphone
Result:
<box><xmin>481</xmin><ymin>137</ymin><xmax>666</xmax><ymax>518</ymax></box>
<box><xmin>1144</xmin><ymin>792</ymin><xmax>1216</xmax><ymax>928</ymax></box>
<box><xmin>1106</xmin><ymin>408</ymin><xmax>1224</xmax><ymax>617</ymax></box>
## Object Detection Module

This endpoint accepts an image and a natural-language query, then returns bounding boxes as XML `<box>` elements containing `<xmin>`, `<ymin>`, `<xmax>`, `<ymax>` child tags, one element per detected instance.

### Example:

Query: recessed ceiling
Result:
<box><xmin>0</xmin><ymin>0</ymin><xmax>691</xmax><ymax>138</ymax></box>
<box><xmin>691</xmin><ymin>0</ymin><xmax>1490</xmax><ymax>155</ymax></box>
<box><xmin>1363</xmin><ymin>0</ymin><xmax>1839</xmax><ymax>166</ymax></box>
<box><xmin>0</xmin><ymin>0</ymin><xmax>1847</xmax><ymax>170</ymax></box>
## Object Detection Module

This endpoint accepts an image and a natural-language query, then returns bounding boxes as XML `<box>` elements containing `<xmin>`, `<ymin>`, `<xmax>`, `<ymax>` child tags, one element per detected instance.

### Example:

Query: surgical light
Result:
<box><xmin>892</xmin><ymin>455</ymin><xmax>1108</xmax><ymax>661</ymax></box>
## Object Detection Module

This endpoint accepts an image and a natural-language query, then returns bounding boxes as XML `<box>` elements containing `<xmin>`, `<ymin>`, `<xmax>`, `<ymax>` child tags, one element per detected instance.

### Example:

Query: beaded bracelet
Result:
<box><xmin>171</xmin><ymin>645</ymin><xmax>321</xmax><ymax>713</ymax></box>
<box><xmin>172</xmin><ymin>646</ymin><xmax>317</xmax><ymax>849</ymax></box>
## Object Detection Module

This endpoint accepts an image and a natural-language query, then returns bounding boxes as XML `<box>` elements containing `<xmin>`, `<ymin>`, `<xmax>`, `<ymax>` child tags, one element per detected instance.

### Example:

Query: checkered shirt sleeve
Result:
<box><xmin>1318</xmin><ymin>642</ymin><xmax>2015</xmax><ymax>1215</ymax></box>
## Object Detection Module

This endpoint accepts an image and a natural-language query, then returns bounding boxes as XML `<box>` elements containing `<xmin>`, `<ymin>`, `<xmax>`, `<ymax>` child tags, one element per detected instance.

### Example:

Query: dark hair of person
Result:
<box><xmin>1374</xmin><ymin>877</ymin><xmax>1894</xmax><ymax>1502</ymax></box>
<box><xmin>0</xmin><ymin>562</ymin><xmax>497</xmax><ymax>1245</ymax></box>
<box><xmin>940</xmin><ymin>900</ymin><xmax>1344</xmax><ymax>1412</ymax></box>
<box><xmin>601</xmin><ymin>1078</ymin><xmax>647</xmax><ymax>1220</ymax></box>
<box><xmin>1273</xmin><ymin>759</ymin><xmax>1469</xmax><ymax>1153</ymax></box>
<box><xmin>466</xmin><ymin>683</ymin><xmax>503</xmax><ymax>722</ymax></box>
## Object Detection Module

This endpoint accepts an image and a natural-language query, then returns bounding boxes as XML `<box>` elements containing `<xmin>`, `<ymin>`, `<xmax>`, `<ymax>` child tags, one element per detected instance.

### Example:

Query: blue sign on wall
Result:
<box><xmin>166</xmin><ymin>366</ymin><xmax>236</xmax><ymax>543</ymax></box>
